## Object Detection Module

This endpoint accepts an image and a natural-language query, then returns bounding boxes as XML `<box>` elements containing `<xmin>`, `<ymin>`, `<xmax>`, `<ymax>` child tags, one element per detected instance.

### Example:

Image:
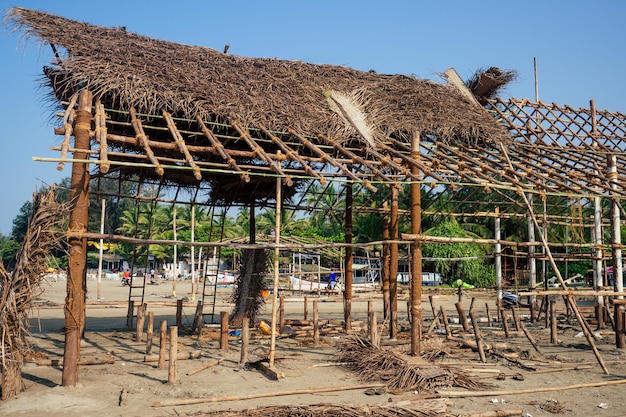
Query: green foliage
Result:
<box><xmin>422</xmin><ymin>219</ymin><xmax>494</xmax><ymax>287</ymax></box>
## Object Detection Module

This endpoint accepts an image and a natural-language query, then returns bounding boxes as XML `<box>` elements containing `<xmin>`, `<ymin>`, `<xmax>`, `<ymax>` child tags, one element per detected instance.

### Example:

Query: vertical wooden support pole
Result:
<box><xmin>469</xmin><ymin>297</ymin><xmax>476</xmax><ymax>313</ymax></box>
<box><xmin>550</xmin><ymin>299</ymin><xmax>558</xmax><ymax>344</ymax></box>
<box><xmin>303</xmin><ymin>296</ymin><xmax>308</xmax><ymax>320</ymax></box>
<box><xmin>381</xmin><ymin>201</ymin><xmax>390</xmax><ymax>321</ymax></box>
<box><xmin>344</xmin><ymin>181</ymin><xmax>353</xmax><ymax>331</ymax></box>
<box><xmin>615</xmin><ymin>303</ymin><xmax>625</xmax><ymax>348</ymax></box>
<box><xmin>136</xmin><ymin>303</ymin><xmax>146</xmax><ymax>341</ymax></box>
<box><xmin>127</xmin><ymin>300</ymin><xmax>135</xmax><ymax>329</ymax></box>
<box><xmin>495</xmin><ymin>208</ymin><xmax>503</xmax><ymax>305</ymax></box>
<box><xmin>220</xmin><ymin>311</ymin><xmax>229</xmax><ymax>350</ymax></box>
<box><xmin>146</xmin><ymin>311</ymin><xmax>154</xmax><ymax>354</ymax></box>
<box><xmin>168</xmin><ymin>326</ymin><xmax>178</xmax><ymax>384</ymax></box>
<box><xmin>389</xmin><ymin>185</ymin><xmax>399</xmax><ymax>339</ymax></box>
<box><xmin>469</xmin><ymin>311</ymin><xmax>486</xmax><ymax>362</ymax></box>
<box><xmin>485</xmin><ymin>303</ymin><xmax>491</xmax><ymax>325</ymax></box>
<box><xmin>279</xmin><ymin>296</ymin><xmax>285</xmax><ymax>332</ymax></box>
<box><xmin>158</xmin><ymin>320</ymin><xmax>167</xmax><ymax>370</ymax></box>
<box><xmin>176</xmin><ymin>299</ymin><xmax>183</xmax><ymax>329</ymax></box>
<box><xmin>455</xmin><ymin>302</ymin><xmax>469</xmax><ymax>332</ymax></box>
<box><xmin>440</xmin><ymin>306</ymin><xmax>451</xmax><ymax>337</ymax></box>
<box><xmin>240</xmin><ymin>317</ymin><xmax>250</xmax><ymax>365</ymax></box>
<box><xmin>62</xmin><ymin>89</ymin><xmax>92</xmax><ymax>387</ymax></box>
<box><xmin>409</xmin><ymin>131</ymin><xmax>422</xmax><ymax>355</ymax></box>
<box><xmin>269</xmin><ymin>177</ymin><xmax>281</xmax><ymax>367</ymax></box>
<box><xmin>313</xmin><ymin>299</ymin><xmax>319</xmax><ymax>345</ymax></box>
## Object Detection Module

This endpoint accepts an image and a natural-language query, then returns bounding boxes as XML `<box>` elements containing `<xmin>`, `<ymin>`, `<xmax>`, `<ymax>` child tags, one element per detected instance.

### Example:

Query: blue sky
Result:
<box><xmin>0</xmin><ymin>0</ymin><xmax>624</xmax><ymax>235</ymax></box>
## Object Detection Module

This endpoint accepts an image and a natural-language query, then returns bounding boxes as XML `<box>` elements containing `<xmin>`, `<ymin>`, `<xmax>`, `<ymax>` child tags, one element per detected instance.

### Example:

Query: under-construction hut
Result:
<box><xmin>4</xmin><ymin>7</ymin><xmax>626</xmax><ymax>389</ymax></box>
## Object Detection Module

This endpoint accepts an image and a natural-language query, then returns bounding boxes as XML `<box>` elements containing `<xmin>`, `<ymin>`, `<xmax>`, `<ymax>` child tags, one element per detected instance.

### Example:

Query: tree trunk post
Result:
<box><xmin>62</xmin><ymin>89</ymin><xmax>93</xmax><ymax>387</ymax></box>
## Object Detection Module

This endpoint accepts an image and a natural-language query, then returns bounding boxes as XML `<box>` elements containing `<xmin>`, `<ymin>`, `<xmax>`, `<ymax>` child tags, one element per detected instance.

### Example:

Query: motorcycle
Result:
<box><xmin>502</xmin><ymin>292</ymin><xmax>530</xmax><ymax>309</ymax></box>
<box><xmin>121</xmin><ymin>276</ymin><xmax>131</xmax><ymax>286</ymax></box>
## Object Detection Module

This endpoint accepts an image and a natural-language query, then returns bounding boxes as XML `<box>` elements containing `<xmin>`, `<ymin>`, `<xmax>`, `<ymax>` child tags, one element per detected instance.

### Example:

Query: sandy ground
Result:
<box><xmin>2</xmin><ymin>277</ymin><xmax>626</xmax><ymax>417</ymax></box>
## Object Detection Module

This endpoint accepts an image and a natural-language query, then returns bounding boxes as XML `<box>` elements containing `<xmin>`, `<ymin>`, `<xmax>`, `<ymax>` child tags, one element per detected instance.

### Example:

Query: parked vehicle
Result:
<box><xmin>502</xmin><ymin>292</ymin><xmax>530</xmax><ymax>309</ymax></box>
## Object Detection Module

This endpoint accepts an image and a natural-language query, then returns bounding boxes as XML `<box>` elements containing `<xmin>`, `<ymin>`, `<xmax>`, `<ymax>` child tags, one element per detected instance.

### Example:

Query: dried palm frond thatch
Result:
<box><xmin>0</xmin><ymin>188</ymin><xmax>68</xmax><ymax>399</ymax></box>
<box><xmin>337</xmin><ymin>336</ymin><xmax>490</xmax><ymax>394</ymax></box>
<box><xmin>191</xmin><ymin>402</ymin><xmax>452</xmax><ymax>417</ymax></box>
<box><xmin>465</xmin><ymin>67</ymin><xmax>518</xmax><ymax>105</ymax></box>
<box><xmin>5</xmin><ymin>7</ymin><xmax>510</xmax><ymax>146</ymax></box>
<box><xmin>230</xmin><ymin>249</ymin><xmax>269</xmax><ymax>328</ymax></box>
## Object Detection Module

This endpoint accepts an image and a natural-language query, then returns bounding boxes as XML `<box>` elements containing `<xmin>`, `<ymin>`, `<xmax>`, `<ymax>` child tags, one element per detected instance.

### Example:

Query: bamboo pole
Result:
<box><xmin>152</xmin><ymin>383</ymin><xmax>386</xmax><ymax>407</ymax></box>
<box><xmin>441</xmin><ymin>378</ymin><xmax>626</xmax><ymax>398</ymax></box>
<box><xmin>313</xmin><ymin>299</ymin><xmax>319</xmax><ymax>345</ymax></box>
<box><xmin>344</xmin><ymin>181</ymin><xmax>353</xmax><ymax>331</ymax></box>
<box><xmin>269</xmin><ymin>176</ymin><xmax>281</xmax><ymax>367</ymax></box>
<box><xmin>389</xmin><ymin>185</ymin><xmax>399</xmax><ymax>339</ymax></box>
<box><xmin>220</xmin><ymin>311</ymin><xmax>229</xmax><ymax>350</ymax></box>
<box><xmin>187</xmin><ymin>358</ymin><xmax>222</xmax><ymax>376</ymax></box>
<box><xmin>382</xmin><ymin>201</ymin><xmax>390</xmax><ymax>320</ymax></box>
<box><xmin>410</xmin><ymin>131</ymin><xmax>422</xmax><ymax>355</ymax></box>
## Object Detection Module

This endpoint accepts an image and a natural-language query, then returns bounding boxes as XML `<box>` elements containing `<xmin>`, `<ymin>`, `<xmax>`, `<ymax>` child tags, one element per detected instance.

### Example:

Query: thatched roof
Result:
<box><xmin>6</xmin><ymin>7</ymin><xmax>508</xmax><ymax>145</ymax></box>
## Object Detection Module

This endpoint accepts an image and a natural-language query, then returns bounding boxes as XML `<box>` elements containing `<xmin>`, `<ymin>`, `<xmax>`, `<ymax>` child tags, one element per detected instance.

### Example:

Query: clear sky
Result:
<box><xmin>0</xmin><ymin>0</ymin><xmax>624</xmax><ymax>235</ymax></box>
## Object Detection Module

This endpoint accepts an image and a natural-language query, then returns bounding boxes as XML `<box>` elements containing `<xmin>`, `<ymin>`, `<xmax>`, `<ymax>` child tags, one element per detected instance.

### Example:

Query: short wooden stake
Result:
<box><xmin>168</xmin><ymin>326</ymin><xmax>178</xmax><ymax>384</ymax></box>
<box><xmin>127</xmin><ymin>300</ymin><xmax>135</xmax><ymax>329</ymax></box>
<box><xmin>136</xmin><ymin>303</ymin><xmax>146</xmax><ymax>341</ymax></box>
<box><xmin>469</xmin><ymin>297</ymin><xmax>476</xmax><ymax>313</ymax></box>
<box><xmin>368</xmin><ymin>310</ymin><xmax>378</xmax><ymax>347</ymax></box>
<box><xmin>303</xmin><ymin>296</ymin><xmax>308</xmax><ymax>320</ymax></box>
<box><xmin>279</xmin><ymin>296</ymin><xmax>285</xmax><ymax>332</ymax></box>
<box><xmin>520</xmin><ymin>320</ymin><xmax>542</xmax><ymax>353</ymax></box>
<box><xmin>220</xmin><ymin>311</ymin><xmax>229</xmax><ymax>350</ymax></box>
<box><xmin>440</xmin><ymin>306</ymin><xmax>451</xmax><ymax>337</ymax></box>
<box><xmin>146</xmin><ymin>311</ymin><xmax>154</xmax><ymax>354</ymax></box>
<box><xmin>313</xmin><ymin>299</ymin><xmax>319</xmax><ymax>345</ymax></box>
<box><xmin>428</xmin><ymin>296</ymin><xmax>440</xmax><ymax>329</ymax></box>
<box><xmin>176</xmin><ymin>299</ymin><xmax>183</xmax><ymax>329</ymax></box>
<box><xmin>192</xmin><ymin>300</ymin><xmax>203</xmax><ymax>335</ymax></box>
<box><xmin>511</xmin><ymin>307</ymin><xmax>521</xmax><ymax>331</ymax></box>
<box><xmin>455</xmin><ymin>301</ymin><xmax>470</xmax><ymax>331</ymax></box>
<box><xmin>469</xmin><ymin>311</ymin><xmax>486</xmax><ymax>362</ymax></box>
<box><xmin>485</xmin><ymin>303</ymin><xmax>491</xmax><ymax>325</ymax></box>
<box><xmin>500</xmin><ymin>308</ymin><xmax>510</xmax><ymax>338</ymax></box>
<box><xmin>158</xmin><ymin>320</ymin><xmax>167</xmax><ymax>370</ymax></box>
<box><xmin>550</xmin><ymin>299</ymin><xmax>558</xmax><ymax>344</ymax></box>
<box><xmin>240</xmin><ymin>317</ymin><xmax>250</xmax><ymax>365</ymax></box>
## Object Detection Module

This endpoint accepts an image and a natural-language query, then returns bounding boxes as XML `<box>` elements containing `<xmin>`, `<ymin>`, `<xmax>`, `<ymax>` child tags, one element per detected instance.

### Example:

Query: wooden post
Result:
<box><xmin>303</xmin><ymin>296</ymin><xmax>308</xmax><ymax>320</ymax></box>
<box><xmin>455</xmin><ymin>302</ymin><xmax>469</xmax><ymax>332</ymax></box>
<box><xmin>389</xmin><ymin>185</ymin><xmax>399</xmax><ymax>339</ymax></box>
<box><xmin>511</xmin><ymin>307</ymin><xmax>521</xmax><ymax>331</ymax></box>
<box><xmin>279</xmin><ymin>296</ymin><xmax>285</xmax><ymax>332</ymax></box>
<box><xmin>220</xmin><ymin>311</ymin><xmax>229</xmax><ymax>350</ymax></box>
<box><xmin>440</xmin><ymin>306</ymin><xmax>451</xmax><ymax>337</ymax></box>
<box><xmin>520</xmin><ymin>320</ymin><xmax>542</xmax><ymax>353</ymax></box>
<box><xmin>192</xmin><ymin>300</ymin><xmax>203</xmax><ymax>335</ymax></box>
<box><xmin>429</xmin><ymin>296</ymin><xmax>440</xmax><ymax>329</ymax></box>
<box><xmin>127</xmin><ymin>300</ymin><xmax>135</xmax><ymax>329</ymax></box>
<box><xmin>344</xmin><ymin>181</ymin><xmax>353</xmax><ymax>331</ymax></box>
<box><xmin>158</xmin><ymin>320</ymin><xmax>167</xmax><ymax>370</ymax></box>
<box><xmin>269</xmin><ymin>177</ymin><xmax>281</xmax><ymax>367</ymax></box>
<box><xmin>381</xmin><ymin>201</ymin><xmax>390</xmax><ymax>321</ymax></box>
<box><xmin>168</xmin><ymin>326</ymin><xmax>178</xmax><ymax>384</ymax></box>
<box><xmin>485</xmin><ymin>303</ymin><xmax>491</xmax><ymax>325</ymax></box>
<box><xmin>369</xmin><ymin>310</ymin><xmax>378</xmax><ymax>347</ymax></box>
<box><xmin>176</xmin><ymin>299</ymin><xmax>183</xmax><ymax>329</ymax></box>
<box><xmin>500</xmin><ymin>308</ymin><xmax>510</xmax><ymax>338</ymax></box>
<box><xmin>136</xmin><ymin>303</ymin><xmax>146</xmax><ymax>341</ymax></box>
<box><xmin>550</xmin><ymin>299</ymin><xmax>558</xmax><ymax>344</ymax></box>
<box><xmin>469</xmin><ymin>297</ymin><xmax>476</xmax><ymax>313</ymax></box>
<box><xmin>240</xmin><ymin>317</ymin><xmax>250</xmax><ymax>365</ymax></box>
<box><xmin>469</xmin><ymin>311</ymin><xmax>486</xmax><ymax>362</ymax></box>
<box><xmin>62</xmin><ymin>89</ymin><xmax>92</xmax><ymax>387</ymax></box>
<box><xmin>313</xmin><ymin>299</ymin><xmax>319</xmax><ymax>345</ymax></box>
<box><xmin>409</xmin><ymin>131</ymin><xmax>422</xmax><ymax>356</ymax></box>
<box><xmin>146</xmin><ymin>311</ymin><xmax>154</xmax><ymax>354</ymax></box>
